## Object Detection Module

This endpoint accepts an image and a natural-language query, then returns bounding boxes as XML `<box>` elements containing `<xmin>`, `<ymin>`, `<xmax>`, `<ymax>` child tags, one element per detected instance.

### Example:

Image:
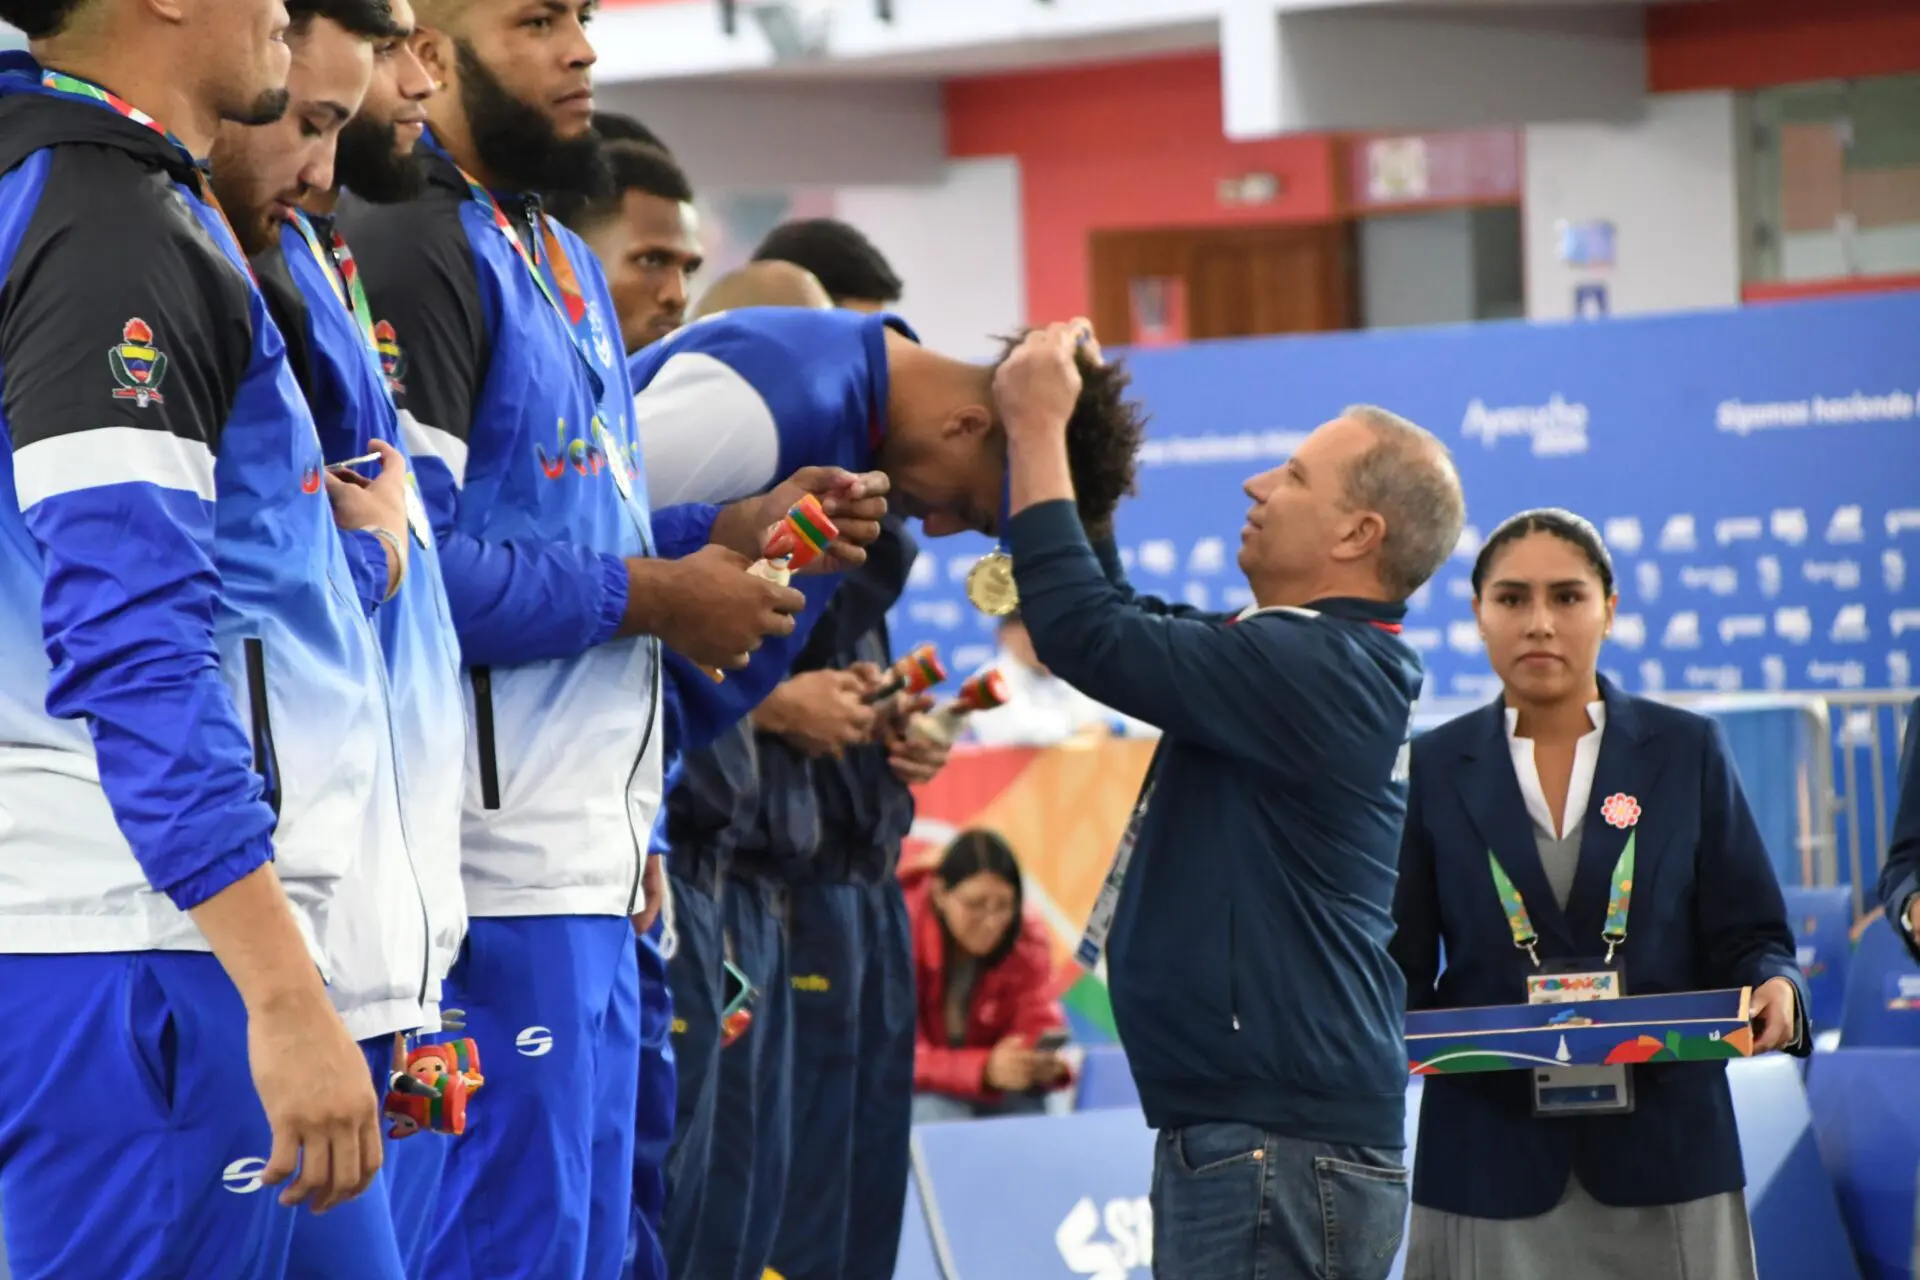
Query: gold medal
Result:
<box><xmin>965</xmin><ymin>550</ymin><xmax>1019</xmax><ymax>616</ymax></box>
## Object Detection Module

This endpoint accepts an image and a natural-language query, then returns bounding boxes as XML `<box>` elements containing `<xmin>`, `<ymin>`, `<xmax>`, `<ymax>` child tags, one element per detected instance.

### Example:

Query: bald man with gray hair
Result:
<box><xmin>995</xmin><ymin>327</ymin><xmax>1464</xmax><ymax>1280</ymax></box>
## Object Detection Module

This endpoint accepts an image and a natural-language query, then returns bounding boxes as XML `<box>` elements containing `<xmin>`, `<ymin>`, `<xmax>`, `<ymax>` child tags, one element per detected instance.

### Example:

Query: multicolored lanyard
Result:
<box><xmin>40</xmin><ymin>68</ymin><xmax>257</xmax><ymax>283</ymax></box>
<box><xmin>450</xmin><ymin>162</ymin><xmax>595</xmax><ymax>368</ymax></box>
<box><xmin>1488</xmin><ymin>833</ymin><xmax>1636</xmax><ymax>967</ymax></box>
<box><xmin>290</xmin><ymin>211</ymin><xmax>379</xmax><ymax>359</ymax></box>
<box><xmin>444</xmin><ymin>156</ymin><xmax>649</xmax><ymax>544</ymax></box>
<box><xmin>39</xmin><ymin>68</ymin><xmax>170</xmax><ymax>137</ymax></box>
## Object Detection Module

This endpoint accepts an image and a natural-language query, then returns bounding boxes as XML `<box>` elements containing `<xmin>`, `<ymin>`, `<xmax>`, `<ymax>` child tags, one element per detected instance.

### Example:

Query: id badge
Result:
<box><xmin>404</xmin><ymin>473</ymin><xmax>432</xmax><ymax>549</ymax></box>
<box><xmin>1075</xmin><ymin>785</ymin><xmax>1154</xmax><ymax>971</ymax></box>
<box><xmin>1527</xmin><ymin>960</ymin><xmax>1634</xmax><ymax>1118</ymax></box>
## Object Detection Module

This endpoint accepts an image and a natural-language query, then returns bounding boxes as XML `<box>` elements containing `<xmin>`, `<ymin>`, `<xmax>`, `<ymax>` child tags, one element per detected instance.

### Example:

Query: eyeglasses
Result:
<box><xmin>948</xmin><ymin>893</ymin><xmax>1015</xmax><ymax>921</ymax></box>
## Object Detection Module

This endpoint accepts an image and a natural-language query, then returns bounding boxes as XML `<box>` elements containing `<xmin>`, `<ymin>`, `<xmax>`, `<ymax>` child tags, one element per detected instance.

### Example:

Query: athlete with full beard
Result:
<box><xmin>335</xmin><ymin>4</ymin><xmax>882</xmax><ymax>1276</ymax></box>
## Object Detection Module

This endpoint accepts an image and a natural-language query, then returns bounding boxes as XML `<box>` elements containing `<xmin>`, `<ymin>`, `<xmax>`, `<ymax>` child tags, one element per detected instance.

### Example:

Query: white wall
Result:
<box><xmin>1360</xmin><ymin>210</ymin><xmax>1478</xmax><ymax>331</ymax></box>
<box><xmin>833</xmin><ymin>157</ymin><xmax>1026</xmax><ymax>363</ymax></box>
<box><xmin>595</xmin><ymin>78</ymin><xmax>946</xmax><ymax>190</ymax></box>
<box><xmin>1524</xmin><ymin>91</ymin><xmax>1744</xmax><ymax>321</ymax></box>
<box><xmin>1227</xmin><ymin>4</ymin><xmax>1645</xmax><ymax>139</ymax></box>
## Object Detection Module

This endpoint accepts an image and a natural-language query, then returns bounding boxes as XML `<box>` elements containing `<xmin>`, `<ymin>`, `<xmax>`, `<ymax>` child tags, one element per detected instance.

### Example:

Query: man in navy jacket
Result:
<box><xmin>995</xmin><ymin>323</ymin><xmax>1466</xmax><ymax>1280</ymax></box>
<box><xmin>1878</xmin><ymin>698</ymin><xmax>1920</xmax><ymax>962</ymax></box>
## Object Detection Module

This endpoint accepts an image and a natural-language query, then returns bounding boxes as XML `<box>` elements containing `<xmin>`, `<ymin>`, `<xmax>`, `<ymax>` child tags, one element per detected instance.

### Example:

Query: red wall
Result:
<box><xmin>944</xmin><ymin>53</ymin><xmax>1338</xmax><ymax>324</ymax></box>
<box><xmin>1649</xmin><ymin>0</ymin><xmax>1920</xmax><ymax>92</ymax></box>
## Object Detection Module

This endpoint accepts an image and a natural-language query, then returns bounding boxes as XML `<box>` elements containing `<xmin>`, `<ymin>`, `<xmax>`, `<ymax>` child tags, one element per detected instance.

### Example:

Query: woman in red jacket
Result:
<box><xmin>906</xmin><ymin>830</ymin><xmax>1073</xmax><ymax>1122</ymax></box>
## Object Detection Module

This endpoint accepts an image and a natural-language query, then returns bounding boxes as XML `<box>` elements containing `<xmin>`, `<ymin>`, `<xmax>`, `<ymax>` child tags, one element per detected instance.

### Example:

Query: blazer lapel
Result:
<box><xmin>1563</xmin><ymin>679</ymin><xmax>1667</xmax><ymax>952</ymax></box>
<box><xmin>1453</xmin><ymin>698</ymin><xmax>1577</xmax><ymax>953</ymax></box>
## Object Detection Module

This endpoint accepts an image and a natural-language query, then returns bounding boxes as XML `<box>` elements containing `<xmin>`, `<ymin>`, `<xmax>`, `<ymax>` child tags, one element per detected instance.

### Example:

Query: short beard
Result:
<box><xmin>455</xmin><ymin>39</ymin><xmax>605</xmax><ymax>197</ymax></box>
<box><xmin>230</xmin><ymin>86</ymin><xmax>290</xmax><ymax>128</ymax></box>
<box><xmin>334</xmin><ymin>114</ymin><xmax>427</xmax><ymax>204</ymax></box>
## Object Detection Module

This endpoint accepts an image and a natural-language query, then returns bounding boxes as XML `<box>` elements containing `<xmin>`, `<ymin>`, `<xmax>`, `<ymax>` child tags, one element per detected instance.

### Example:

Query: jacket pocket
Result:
<box><xmin>242</xmin><ymin>638</ymin><xmax>280</xmax><ymax>817</ymax></box>
<box><xmin>471</xmin><ymin>665</ymin><xmax>501</xmax><ymax>810</ymax></box>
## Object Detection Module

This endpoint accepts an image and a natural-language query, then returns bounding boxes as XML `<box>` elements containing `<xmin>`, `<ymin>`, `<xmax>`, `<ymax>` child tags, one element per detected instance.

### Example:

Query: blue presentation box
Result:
<box><xmin>1407</xmin><ymin>987</ymin><xmax>1755</xmax><ymax>1076</ymax></box>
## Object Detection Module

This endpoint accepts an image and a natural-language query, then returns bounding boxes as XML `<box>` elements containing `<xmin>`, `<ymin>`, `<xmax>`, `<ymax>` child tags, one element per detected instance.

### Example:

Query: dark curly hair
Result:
<box><xmin>287</xmin><ymin>0</ymin><xmax>401</xmax><ymax>38</ymax></box>
<box><xmin>545</xmin><ymin>138</ymin><xmax>694</xmax><ymax>235</ymax></box>
<box><xmin>753</xmin><ymin>218</ymin><xmax>903</xmax><ymax>307</ymax></box>
<box><xmin>993</xmin><ymin>333</ymin><xmax>1146</xmax><ymax>536</ymax></box>
<box><xmin>0</xmin><ymin>0</ymin><xmax>87</xmax><ymax>37</ymax></box>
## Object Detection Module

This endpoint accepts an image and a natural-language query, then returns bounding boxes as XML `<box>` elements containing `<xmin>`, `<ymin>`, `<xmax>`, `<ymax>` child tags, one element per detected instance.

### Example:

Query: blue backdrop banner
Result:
<box><xmin>891</xmin><ymin>292</ymin><xmax>1920</xmax><ymax>706</ymax></box>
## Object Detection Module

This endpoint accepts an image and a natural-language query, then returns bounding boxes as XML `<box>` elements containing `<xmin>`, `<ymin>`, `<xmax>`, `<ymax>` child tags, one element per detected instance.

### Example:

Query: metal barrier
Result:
<box><xmin>1415</xmin><ymin>690</ymin><xmax>1916</xmax><ymax>917</ymax></box>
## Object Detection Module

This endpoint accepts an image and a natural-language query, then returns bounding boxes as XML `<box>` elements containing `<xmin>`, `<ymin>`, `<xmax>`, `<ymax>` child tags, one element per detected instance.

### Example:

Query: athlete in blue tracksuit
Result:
<box><xmin>632</xmin><ymin>307</ymin><xmax>900</xmax><ymax>1279</ymax></box>
<box><xmin>252</xmin><ymin>205</ymin><xmax>469</xmax><ymax>1278</ymax></box>
<box><xmin>0</xmin><ymin>56</ymin><xmax>405</xmax><ymax>1280</ymax></box>
<box><xmin>773</xmin><ymin>524</ymin><xmax>924</xmax><ymax>1280</ymax></box>
<box><xmin>337</xmin><ymin>84</ymin><xmax>810</xmax><ymax>1268</ymax></box>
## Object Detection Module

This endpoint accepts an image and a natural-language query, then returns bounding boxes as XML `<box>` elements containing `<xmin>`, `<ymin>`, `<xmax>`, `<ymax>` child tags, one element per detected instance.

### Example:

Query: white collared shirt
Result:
<box><xmin>1506</xmin><ymin>701</ymin><xmax>1607</xmax><ymax>840</ymax></box>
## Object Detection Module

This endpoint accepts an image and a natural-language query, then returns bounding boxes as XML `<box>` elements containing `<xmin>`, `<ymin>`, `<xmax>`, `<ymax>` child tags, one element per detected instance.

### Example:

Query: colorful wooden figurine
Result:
<box><xmin>383</xmin><ymin>1038</ymin><xmax>486</xmax><ymax>1139</ymax></box>
<box><xmin>909</xmin><ymin>668</ymin><xmax>1011</xmax><ymax>746</ymax></box>
<box><xmin>750</xmin><ymin>493</ymin><xmax>839</xmax><ymax>587</ymax></box>
<box><xmin>702</xmin><ymin>495</ymin><xmax>843</xmax><ymax>683</ymax></box>
<box><xmin>864</xmin><ymin>643</ymin><xmax>948</xmax><ymax>705</ymax></box>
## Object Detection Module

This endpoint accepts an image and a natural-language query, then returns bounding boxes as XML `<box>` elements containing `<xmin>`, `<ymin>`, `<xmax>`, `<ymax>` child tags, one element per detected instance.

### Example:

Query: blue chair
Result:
<box><xmin>1806</xmin><ymin>1048</ymin><xmax>1920</xmax><ymax>1280</ymax></box>
<box><xmin>1073</xmin><ymin>1044</ymin><xmax>1140</xmax><ymax>1112</ymax></box>
<box><xmin>1784</xmin><ymin>885</ymin><xmax>1855</xmax><ymax>1033</ymax></box>
<box><xmin>1839</xmin><ymin>917</ymin><xmax>1920</xmax><ymax>1049</ymax></box>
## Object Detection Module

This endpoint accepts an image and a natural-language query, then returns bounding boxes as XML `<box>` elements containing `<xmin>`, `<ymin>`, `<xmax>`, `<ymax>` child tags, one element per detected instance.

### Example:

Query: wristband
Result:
<box><xmin>368</xmin><ymin>527</ymin><xmax>406</xmax><ymax>602</ymax></box>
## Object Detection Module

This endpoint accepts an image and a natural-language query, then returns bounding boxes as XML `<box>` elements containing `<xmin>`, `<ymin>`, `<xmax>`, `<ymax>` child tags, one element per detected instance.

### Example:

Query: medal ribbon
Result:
<box><xmin>290</xmin><ymin>211</ymin><xmax>378</xmax><ymax>357</ymax></box>
<box><xmin>443</xmin><ymin>155</ymin><xmax>651</xmax><ymax>549</ymax></box>
<box><xmin>1487</xmin><ymin>832</ymin><xmax>1636</xmax><ymax>967</ymax></box>
<box><xmin>451</xmin><ymin>162</ymin><xmax>594</xmax><ymax>352</ymax></box>
<box><xmin>39</xmin><ymin>69</ymin><xmax>258</xmax><ymax>284</ymax></box>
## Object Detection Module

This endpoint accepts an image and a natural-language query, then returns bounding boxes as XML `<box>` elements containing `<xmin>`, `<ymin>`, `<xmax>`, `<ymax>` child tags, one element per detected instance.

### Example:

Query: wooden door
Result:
<box><xmin>1089</xmin><ymin>223</ymin><xmax>1355</xmax><ymax>345</ymax></box>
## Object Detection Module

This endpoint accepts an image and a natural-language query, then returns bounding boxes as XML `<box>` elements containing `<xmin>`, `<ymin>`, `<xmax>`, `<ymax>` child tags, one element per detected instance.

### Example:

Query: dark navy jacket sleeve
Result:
<box><xmin>1011</xmin><ymin>500</ymin><xmax>1352</xmax><ymax>770</ymax></box>
<box><xmin>1389</xmin><ymin>761</ymin><xmax>1443</xmax><ymax>1011</ymax></box>
<box><xmin>341</xmin><ymin>195</ymin><xmax>629</xmax><ymax>666</ymax></box>
<box><xmin>1876</xmin><ymin>698</ymin><xmax>1920</xmax><ymax>963</ymax></box>
<box><xmin>1089</xmin><ymin>533</ymin><xmax>1227</xmax><ymax>624</ymax></box>
<box><xmin>1695</xmin><ymin>720</ymin><xmax>1811</xmax><ymax>1052</ymax></box>
<box><xmin>1</xmin><ymin>149</ymin><xmax>275</xmax><ymax>909</ymax></box>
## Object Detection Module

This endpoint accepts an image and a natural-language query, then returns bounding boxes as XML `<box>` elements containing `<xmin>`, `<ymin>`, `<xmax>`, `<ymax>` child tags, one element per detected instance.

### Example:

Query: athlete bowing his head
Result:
<box><xmin>213</xmin><ymin>1</ymin><xmax>472</xmax><ymax>1274</ymax></box>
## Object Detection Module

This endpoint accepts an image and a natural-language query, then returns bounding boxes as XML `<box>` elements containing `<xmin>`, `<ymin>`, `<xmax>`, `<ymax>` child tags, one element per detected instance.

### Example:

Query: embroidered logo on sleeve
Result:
<box><xmin>109</xmin><ymin>318</ymin><xmax>169</xmax><ymax>407</ymax></box>
<box><xmin>373</xmin><ymin>320</ymin><xmax>408</xmax><ymax>396</ymax></box>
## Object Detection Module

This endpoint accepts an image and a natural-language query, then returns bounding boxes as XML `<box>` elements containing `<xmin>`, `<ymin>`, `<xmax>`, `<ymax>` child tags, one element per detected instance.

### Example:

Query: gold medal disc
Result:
<box><xmin>965</xmin><ymin>550</ymin><xmax>1019</xmax><ymax>617</ymax></box>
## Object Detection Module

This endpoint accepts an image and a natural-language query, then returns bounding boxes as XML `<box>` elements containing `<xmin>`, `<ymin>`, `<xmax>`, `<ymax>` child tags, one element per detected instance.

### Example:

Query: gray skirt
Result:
<box><xmin>1403</xmin><ymin>1175</ymin><xmax>1759</xmax><ymax>1280</ymax></box>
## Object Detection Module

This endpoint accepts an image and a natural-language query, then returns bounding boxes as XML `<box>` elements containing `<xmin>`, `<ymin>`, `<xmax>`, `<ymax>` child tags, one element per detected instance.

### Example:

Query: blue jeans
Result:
<box><xmin>1151</xmin><ymin>1124</ymin><xmax>1409</xmax><ymax>1280</ymax></box>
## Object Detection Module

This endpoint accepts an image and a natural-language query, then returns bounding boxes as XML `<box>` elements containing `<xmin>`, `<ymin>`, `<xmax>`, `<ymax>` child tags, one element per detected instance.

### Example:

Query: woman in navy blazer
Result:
<box><xmin>1390</xmin><ymin>509</ymin><xmax>1809</xmax><ymax>1280</ymax></box>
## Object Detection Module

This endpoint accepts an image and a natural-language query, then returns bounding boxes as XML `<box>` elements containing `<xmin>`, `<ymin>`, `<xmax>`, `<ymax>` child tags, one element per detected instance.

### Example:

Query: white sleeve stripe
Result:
<box><xmin>633</xmin><ymin>352</ymin><xmax>781</xmax><ymax>508</ymax></box>
<box><xmin>398</xmin><ymin>409</ymin><xmax>468</xmax><ymax>488</ymax></box>
<box><xmin>13</xmin><ymin>426</ymin><xmax>216</xmax><ymax>511</ymax></box>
